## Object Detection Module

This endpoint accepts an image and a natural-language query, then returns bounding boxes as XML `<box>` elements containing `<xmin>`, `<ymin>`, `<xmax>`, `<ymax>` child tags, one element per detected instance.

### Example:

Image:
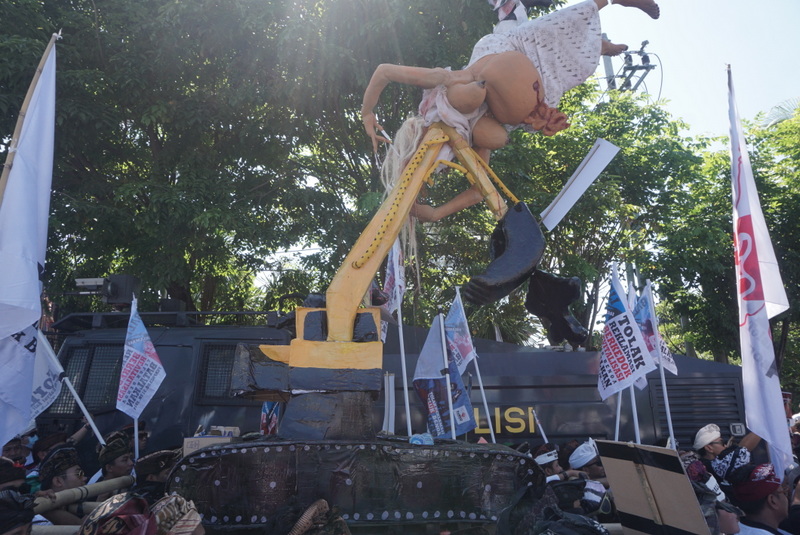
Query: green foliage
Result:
<box><xmin>652</xmin><ymin>112</ymin><xmax>800</xmax><ymax>375</ymax></box>
<box><xmin>3</xmin><ymin>0</ymin><xmax>799</xmax><ymax>386</ymax></box>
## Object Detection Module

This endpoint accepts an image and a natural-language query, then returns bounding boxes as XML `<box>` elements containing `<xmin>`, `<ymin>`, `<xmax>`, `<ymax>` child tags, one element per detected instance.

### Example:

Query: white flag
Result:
<box><xmin>633</xmin><ymin>282</ymin><xmax>677</xmax><ymax>375</ymax></box>
<box><xmin>0</xmin><ymin>36</ymin><xmax>57</xmax><ymax>340</ymax></box>
<box><xmin>728</xmin><ymin>66</ymin><xmax>791</xmax><ymax>477</ymax></box>
<box><xmin>30</xmin><ymin>331</ymin><xmax>64</xmax><ymax>419</ymax></box>
<box><xmin>0</xmin><ymin>326</ymin><xmax>38</xmax><ymax>448</ymax></box>
<box><xmin>0</xmin><ymin>35</ymin><xmax>58</xmax><ymax>446</ymax></box>
<box><xmin>117</xmin><ymin>297</ymin><xmax>166</xmax><ymax>419</ymax></box>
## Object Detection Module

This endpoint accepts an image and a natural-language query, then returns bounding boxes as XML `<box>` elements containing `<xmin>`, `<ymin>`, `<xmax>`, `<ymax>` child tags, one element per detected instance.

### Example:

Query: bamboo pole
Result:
<box><xmin>33</xmin><ymin>476</ymin><xmax>135</xmax><ymax>514</ymax></box>
<box><xmin>33</xmin><ymin>527</ymin><xmax>79</xmax><ymax>535</ymax></box>
<box><xmin>0</xmin><ymin>32</ymin><xmax>60</xmax><ymax>205</ymax></box>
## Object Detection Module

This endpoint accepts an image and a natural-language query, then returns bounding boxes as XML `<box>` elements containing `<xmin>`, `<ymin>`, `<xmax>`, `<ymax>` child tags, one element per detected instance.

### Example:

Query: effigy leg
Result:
<box><xmin>524</xmin><ymin>270</ymin><xmax>588</xmax><ymax>346</ymax></box>
<box><xmin>462</xmin><ymin>202</ymin><xmax>545</xmax><ymax>305</ymax></box>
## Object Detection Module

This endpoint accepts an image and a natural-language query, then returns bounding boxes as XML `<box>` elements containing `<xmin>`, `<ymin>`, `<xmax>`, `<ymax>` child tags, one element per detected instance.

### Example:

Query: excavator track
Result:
<box><xmin>167</xmin><ymin>436</ymin><xmax>543</xmax><ymax>532</ymax></box>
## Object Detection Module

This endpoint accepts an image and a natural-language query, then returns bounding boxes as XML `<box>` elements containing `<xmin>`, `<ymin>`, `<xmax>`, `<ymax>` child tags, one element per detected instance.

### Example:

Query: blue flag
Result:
<box><xmin>412</xmin><ymin>315</ymin><xmax>476</xmax><ymax>438</ymax></box>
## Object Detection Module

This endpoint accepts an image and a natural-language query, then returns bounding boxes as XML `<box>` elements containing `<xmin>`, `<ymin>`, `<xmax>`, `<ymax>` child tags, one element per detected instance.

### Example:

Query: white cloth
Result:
<box><xmin>87</xmin><ymin>468</ymin><xmax>102</xmax><ymax>485</ymax></box>
<box><xmin>418</xmin><ymin>79</ymin><xmax>488</xmax><ymax>156</ymax></box>
<box><xmin>32</xmin><ymin>514</ymin><xmax>52</xmax><ymax>526</ymax></box>
<box><xmin>468</xmin><ymin>0</ymin><xmax>601</xmax><ymax>112</ymax></box>
<box><xmin>738</xmin><ymin>522</ymin><xmax>791</xmax><ymax>535</ymax></box>
<box><xmin>569</xmin><ymin>439</ymin><xmax>598</xmax><ymax>470</ymax></box>
<box><xmin>693</xmin><ymin>423</ymin><xmax>722</xmax><ymax>450</ymax></box>
<box><xmin>535</xmin><ymin>449</ymin><xmax>559</xmax><ymax>466</ymax></box>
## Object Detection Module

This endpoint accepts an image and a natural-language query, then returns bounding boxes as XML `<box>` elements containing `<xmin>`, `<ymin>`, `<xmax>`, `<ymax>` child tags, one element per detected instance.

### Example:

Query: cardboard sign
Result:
<box><xmin>596</xmin><ymin>440</ymin><xmax>710</xmax><ymax>535</ymax></box>
<box><xmin>183</xmin><ymin>436</ymin><xmax>241</xmax><ymax>456</ymax></box>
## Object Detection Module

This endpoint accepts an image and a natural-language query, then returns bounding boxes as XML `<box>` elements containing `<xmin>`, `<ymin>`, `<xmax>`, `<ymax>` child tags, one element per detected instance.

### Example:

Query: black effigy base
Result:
<box><xmin>167</xmin><ymin>436</ymin><xmax>543</xmax><ymax>533</ymax></box>
<box><xmin>280</xmin><ymin>391</ymin><xmax>377</xmax><ymax>440</ymax></box>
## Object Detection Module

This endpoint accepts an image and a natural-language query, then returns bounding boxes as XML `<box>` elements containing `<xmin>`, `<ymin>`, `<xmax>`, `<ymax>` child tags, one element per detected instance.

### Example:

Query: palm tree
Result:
<box><xmin>761</xmin><ymin>97</ymin><xmax>800</xmax><ymax>128</ymax></box>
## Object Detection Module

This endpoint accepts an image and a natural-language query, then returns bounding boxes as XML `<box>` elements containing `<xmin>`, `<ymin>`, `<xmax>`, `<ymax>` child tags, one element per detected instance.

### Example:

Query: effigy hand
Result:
<box><xmin>525</xmin><ymin>104</ymin><xmax>570</xmax><ymax>136</ymax></box>
<box><xmin>541</xmin><ymin>108</ymin><xmax>570</xmax><ymax>136</ymax></box>
<box><xmin>362</xmin><ymin>109</ymin><xmax>391</xmax><ymax>154</ymax></box>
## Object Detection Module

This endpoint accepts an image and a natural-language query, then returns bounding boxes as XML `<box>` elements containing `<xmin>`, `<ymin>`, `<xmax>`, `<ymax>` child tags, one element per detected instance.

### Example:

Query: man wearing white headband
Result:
<box><xmin>569</xmin><ymin>439</ymin><xmax>608</xmax><ymax>488</ymax></box>
<box><xmin>694</xmin><ymin>423</ymin><xmax>762</xmax><ymax>500</ymax></box>
<box><xmin>694</xmin><ymin>424</ymin><xmax>761</xmax><ymax>459</ymax></box>
<box><xmin>533</xmin><ymin>444</ymin><xmax>586</xmax><ymax>483</ymax></box>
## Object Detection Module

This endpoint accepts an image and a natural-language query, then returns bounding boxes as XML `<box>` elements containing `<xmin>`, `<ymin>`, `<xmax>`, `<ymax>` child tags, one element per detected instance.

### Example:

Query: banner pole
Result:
<box><xmin>532</xmin><ymin>409</ymin><xmax>548</xmax><ymax>444</ymax></box>
<box><xmin>657</xmin><ymin>356</ymin><xmax>676</xmax><ymax>449</ymax></box>
<box><xmin>437</xmin><ymin>310</ymin><xmax>457</xmax><ymax>440</ymax></box>
<box><xmin>396</xmin><ymin>303</ymin><xmax>413</xmax><ymax>436</ymax></box>
<box><xmin>614</xmin><ymin>391</ymin><xmax>622</xmax><ymax>441</ymax></box>
<box><xmin>388</xmin><ymin>373</ymin><xmax>396</xmax><ymax>434</ymax></box>
<box><xmin>470</xmin><ymin>356</ymin><xmax>496</xmax><ymax>444</ymax></box>
<box><xmin>37</xmin><ymin>330</ymin><xmax>105</xmax><ymax>446</ymax></box>
<box><xmin>382</xmin><ymin>373</ymin><xmax>390</xmax><ymax>433</ymax></box>
<box><xmin>133</xmin><ymin>419</ymin><xmax>139</xmax><ymax>460</ymax></box>
<box><xmin>629</xmin><ymin>385</ymin><xmax>641</xmax><ymax>444</ymax></box>
<box><xmin>646</xmin><ymin>279</ymin><xmax>677</xmax><ymax>449</ymax></box>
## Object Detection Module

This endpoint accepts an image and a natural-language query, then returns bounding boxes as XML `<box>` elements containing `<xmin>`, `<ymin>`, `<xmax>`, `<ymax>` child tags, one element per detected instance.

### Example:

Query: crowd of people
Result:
<box><xmin>4</xmin><ymin>416</ymin><xmax>800</xmax><ymax>535</ymax></box>
<box><xmin>520</xmin><ymin>420</ymin><xmax>800</xmax><ymax>535</ymax></box>
<box><xmin>0</xmin><ymin>423</ymin><xmax>201</xmax><ymax>535</ymax></box>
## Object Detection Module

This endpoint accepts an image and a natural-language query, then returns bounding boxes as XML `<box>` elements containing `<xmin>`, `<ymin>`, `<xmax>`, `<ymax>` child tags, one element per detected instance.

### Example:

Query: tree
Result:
<box><xmin>652</xmin><ymin>112</ymin><xmax>800</xmax><ymax>371</ymax></box>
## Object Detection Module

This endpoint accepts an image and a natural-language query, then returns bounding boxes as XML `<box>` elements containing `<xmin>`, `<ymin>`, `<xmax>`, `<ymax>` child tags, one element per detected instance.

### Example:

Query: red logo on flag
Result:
<box><xmin>734</xmin><ymin>215</ymin><xmax>764</xmax><ymax>302</ymax></box>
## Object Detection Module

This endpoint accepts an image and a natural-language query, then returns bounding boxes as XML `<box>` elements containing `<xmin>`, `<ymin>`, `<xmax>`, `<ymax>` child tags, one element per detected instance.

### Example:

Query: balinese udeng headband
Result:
<box><xmin>39</xmin><ymin>447</ymin><xmax>81</xmax><ymax>489</ymax></box>
<box><xmin>534</xmin><ymin>449</ymin><xmax>559</xmax><ymax>466</ymax></box>
<box><xmin>78</xmin><ymin>492</ymin><xmax>154</xmax><ymax>535</ymax></box>
<box><xmin>150</xmin><ymin>495</ymin><xmax>201</xmax><ymax>535</ymax></box>
<box><xmin>135</xmin><ymin>450</ymin><xmax>181</xmax><ymax>480</ymax></box>
<box><xmin>693</xmin><ymin>424</ymin><xmax>721</xmax><ymax>450</ymax></box>
<box><xmin>99</xmin><ymin>437</ymin><xmax>132</xmax><ymax>467</ymax></box>
<box><xmin>569</xmin><ymin>439</ymin><xmax>598</xmax><ymax>470</ymax></box>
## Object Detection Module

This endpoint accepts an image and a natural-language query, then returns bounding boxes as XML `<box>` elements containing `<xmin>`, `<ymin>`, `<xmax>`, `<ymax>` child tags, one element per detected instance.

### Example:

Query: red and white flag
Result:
<box><xmin>728</xmin><ymin>66</ymin><xmax>791</xmax><ymax>477</ymax></box>
<box><xmin>117</xmin><ymin>297</ymin><xmax>166</xmax><ymax>419</ymax></box>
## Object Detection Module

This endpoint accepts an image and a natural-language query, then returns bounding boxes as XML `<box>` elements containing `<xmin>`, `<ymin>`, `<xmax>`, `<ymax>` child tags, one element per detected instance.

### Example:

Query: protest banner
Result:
<box><xmin>597</xmin><ymin>265</ymin><xmax>656</xmax><ymax>400</ymax></box>
<box><xmin>117</xmin><ymin>297</ymin><xmax>166</xmax><ymax>419</ymax></box>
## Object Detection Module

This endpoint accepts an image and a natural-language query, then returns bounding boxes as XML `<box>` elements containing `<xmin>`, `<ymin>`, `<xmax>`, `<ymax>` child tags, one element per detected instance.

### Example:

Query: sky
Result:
<box><xmin>575</xmin><ymin>0</ymin><xmax>800</xmax><ymax>138</ymax></box>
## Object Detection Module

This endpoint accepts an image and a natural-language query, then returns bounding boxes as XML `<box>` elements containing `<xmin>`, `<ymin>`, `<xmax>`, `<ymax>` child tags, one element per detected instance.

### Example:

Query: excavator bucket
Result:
<box><xmin>525</xmin><ymin>270</ymin><xmax>588</xmax><ymax>346</ymax></box>
<box><xmin>462</xmin><ymin>202</ymin><xmax>544</xmax><ymax>305</ymax></box>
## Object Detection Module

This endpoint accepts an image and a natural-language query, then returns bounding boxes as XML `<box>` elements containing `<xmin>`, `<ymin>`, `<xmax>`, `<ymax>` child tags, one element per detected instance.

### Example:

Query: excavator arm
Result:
<box><xmin>259</xmin><ymin>122</ymin><xmax>543</xmax><ymax>391</ymax></box>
